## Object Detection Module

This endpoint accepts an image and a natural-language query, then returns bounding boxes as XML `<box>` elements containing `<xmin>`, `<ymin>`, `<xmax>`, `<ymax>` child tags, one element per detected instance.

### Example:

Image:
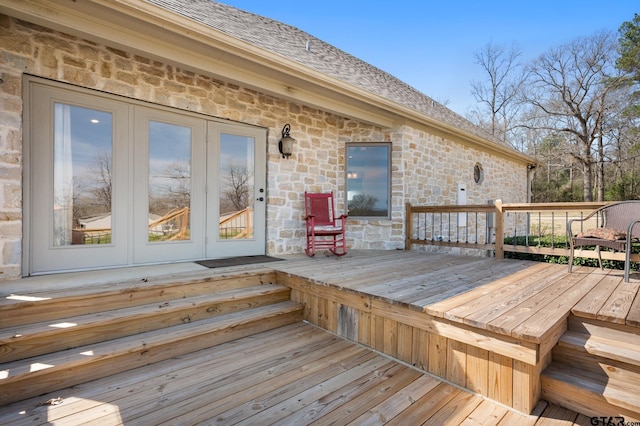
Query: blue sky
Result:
<box><xmin>218</xmin><ymin>1</ymin><xmax>637</xmax><ymax>116</ymax></box>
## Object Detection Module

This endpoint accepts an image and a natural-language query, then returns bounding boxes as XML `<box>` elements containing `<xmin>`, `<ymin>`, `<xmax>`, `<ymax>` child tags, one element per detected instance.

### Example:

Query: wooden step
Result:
<box><xmin>541</xmin><ymin>362</ymin><xmax>640</xmax><ymax>421</ymax></box>
<box><xmin>542</xmin><ymin>315</ymin><xmax>640</xmax><ymax>421</ymax></box>
<box><xmin>568</xmin><ymin>315</ymin><xmax>640</xmax><ymax>344</ymax></box>
<box><xmin>558</xmin><ymin>330</ymin><xmax>640</xmax><ymax>369</ymax></box>
<box><xmin>0</xmin><ymin>300</ymin><xmax>304</xmax><ymax>406</ymax></box>
<box><xmin>0</xmin><ymin>284</ymin><xmax>290</xmax><ymax>363</ymax></box>
<box><xmin>0</xmin><ymin>269</ymin><xmax>277</xmax><ymax>328</ymax></box>
<box><xmin>552</xmin><ymin>345</ymin><xmax>640</xmax><ymax>386</ymax></box>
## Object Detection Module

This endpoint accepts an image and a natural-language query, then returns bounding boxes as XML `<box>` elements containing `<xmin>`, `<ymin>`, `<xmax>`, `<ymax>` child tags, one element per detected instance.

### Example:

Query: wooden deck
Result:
<box><xmin>1</xmin><ymin>250</ymin><xmax>638</xmax><ymax>424</ymax></box>
<box><xmin>273</xmin><ymin>250</ymin><xmax>640</xmax><ymax>332</ymax></box>
<box><xmin>271</xmin><ymin>250</ymin><xmax>640</xmax><ymax>416</ymax></box>
<box><xmin>0</xmin><ymin>322</ymin><xmax>590</xmax><ymax>425</ymax></box>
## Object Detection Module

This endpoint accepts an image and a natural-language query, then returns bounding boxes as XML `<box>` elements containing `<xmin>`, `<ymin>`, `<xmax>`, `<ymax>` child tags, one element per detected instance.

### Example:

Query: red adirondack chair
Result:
<box><xmin>304</xmin><ymin>192</ymin><xmax>347</xmax><ymax>257</ymax></box>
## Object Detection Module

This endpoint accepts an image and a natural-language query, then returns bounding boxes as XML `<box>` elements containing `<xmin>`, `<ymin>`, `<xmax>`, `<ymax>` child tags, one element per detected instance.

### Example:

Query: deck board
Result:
<box><xmin>571</xmin><ymin>270</ymin><xmax>619</xmax><ymax>319</ymax></box>
<box><xmin>511</xmin><ymin>269</ymin><xmax>611</xmax><ymax>342</ymax></box>
<box><xmin>627</xmin><ymin>290</ymin><xmax>640</xmax><ymax>327</ymax></box>
<box><xmin>411</xmin><ymin>258</ymin><xmax>534</xmax><ymax>307</ymax></box>
<box><xmin>422</xmin><ymin>261</ymin><xmax>551</xmax><ymax>317</ymax></box>
<box><xmin>0</xmin><ymin>323</ymin><xmax>590</xmax><ymax>425</ymax></box>
<box><xmin>597</xmin><ymin>279</ymin><xmax>640</xmax><ymax>324</ymax></box>
<box><xmin>486</xmin><ymin>267</ymin><xmax>589</xmax><ymax>336</ymax></box>
<box><xmin>446</xmin><ymin>264</ymin><xmax>568</xmax><ymax>329</ymax></box>
<box><xmin>274</xmin><ymin>250</ymin><xmax>639</xmax><ymax>341</ymax></box>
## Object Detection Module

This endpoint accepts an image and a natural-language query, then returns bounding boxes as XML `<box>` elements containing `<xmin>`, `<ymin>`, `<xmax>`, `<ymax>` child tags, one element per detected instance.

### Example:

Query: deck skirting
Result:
<box><xmin>279</xmin><ymin>271</ymin><xmax>553</xmax><ymax>414</ymax></box>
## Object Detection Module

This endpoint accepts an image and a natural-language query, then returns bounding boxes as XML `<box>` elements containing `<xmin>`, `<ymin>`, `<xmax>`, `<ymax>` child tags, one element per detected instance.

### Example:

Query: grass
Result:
<box><xmin>504</xmin><ymin>234</ymin><xmax>639</xmax><ymax>271</ymax></box>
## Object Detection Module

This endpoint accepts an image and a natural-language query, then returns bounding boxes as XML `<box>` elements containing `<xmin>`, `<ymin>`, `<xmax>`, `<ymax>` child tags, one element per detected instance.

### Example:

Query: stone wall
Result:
<box><xmin>0</xmin><ymin>15</ymin><xmax>527</xmax><ymax>280</ymax></box>
<box><xmin>401</xmin><ymin>125</ymin><xmax>526</xmax><ymax>206</ymax></box>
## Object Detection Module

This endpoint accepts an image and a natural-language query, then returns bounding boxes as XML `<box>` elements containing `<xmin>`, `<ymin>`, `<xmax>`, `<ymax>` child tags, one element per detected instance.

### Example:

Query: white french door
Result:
<box><xmin>206</xmin><ymin>122</ymin><xmax>266</xmax><ymax>259</ymax></box>
<box><xmin>25</xmin><ymin>78</ymin><xmax>266</xmax><ymax>275</ymax></box>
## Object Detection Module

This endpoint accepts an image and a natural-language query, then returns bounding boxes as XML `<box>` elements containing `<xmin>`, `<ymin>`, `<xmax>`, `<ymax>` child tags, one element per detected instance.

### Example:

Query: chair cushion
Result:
<box><xmin>312</xmin><ymin>225</ymin><xmax>343</xmax><ymax>232</ymax></box>
<box><xmin>575</xmin><ymin>227</ymin><xmax>627</xmax><ymax>240</ymax></box>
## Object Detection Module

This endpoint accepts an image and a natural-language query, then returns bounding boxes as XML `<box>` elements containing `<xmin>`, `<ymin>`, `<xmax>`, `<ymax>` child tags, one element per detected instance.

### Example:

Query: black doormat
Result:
<box><xmin>195</xmin><ymin>255</ymin><xmax>284</xmax><ymax>269</ymax></box>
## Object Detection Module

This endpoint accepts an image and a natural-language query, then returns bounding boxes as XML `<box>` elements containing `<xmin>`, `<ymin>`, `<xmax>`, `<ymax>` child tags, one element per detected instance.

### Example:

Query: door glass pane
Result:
<box><xmin>148</xmin><ymin>121</ymin><xmax>192</xmax><ymax>242</ymax></box>
<box><xmin>219</xmin><ymin>134</ymin><xmax>255</xmax><ymax>240</ymax></box>
<box><xmin>53</xmin><ymin>103</ymin><xmax>113</xmax><ymax>246</ymax></box>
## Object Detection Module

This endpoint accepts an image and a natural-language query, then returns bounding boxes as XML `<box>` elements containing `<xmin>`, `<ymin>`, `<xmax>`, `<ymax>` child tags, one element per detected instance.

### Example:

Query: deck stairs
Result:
<box><xmin>0</xmin><ymin>270</ymin><xmax>304</xmax><ymax>406</ymax></box>
<box><xmin>541</xmin><ymin>315</ymin><xmax>640</xmax><ymax>421</ymax></box>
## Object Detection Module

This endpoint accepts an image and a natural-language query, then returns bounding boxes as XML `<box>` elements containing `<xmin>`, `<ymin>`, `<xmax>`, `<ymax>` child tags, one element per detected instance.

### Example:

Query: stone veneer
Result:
<box><xmin>0</xmin><ymin>16</ymin><xmax>527</xmax><ymax>280</ymax></box>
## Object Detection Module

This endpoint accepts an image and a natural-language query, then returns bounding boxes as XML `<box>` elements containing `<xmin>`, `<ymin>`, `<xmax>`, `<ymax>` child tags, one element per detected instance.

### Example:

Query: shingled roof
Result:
<box><xmin>147</xmin><ymin>0</ymin><xmax>501</xmax><ymax>145</ymax></box>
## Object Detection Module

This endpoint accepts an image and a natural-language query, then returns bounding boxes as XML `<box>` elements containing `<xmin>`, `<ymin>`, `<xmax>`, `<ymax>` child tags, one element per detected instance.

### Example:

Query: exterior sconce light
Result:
<box><xmin>279</xmin><ymin>124</ymin><xmax>295</xmax><ymax>159</ymax></box>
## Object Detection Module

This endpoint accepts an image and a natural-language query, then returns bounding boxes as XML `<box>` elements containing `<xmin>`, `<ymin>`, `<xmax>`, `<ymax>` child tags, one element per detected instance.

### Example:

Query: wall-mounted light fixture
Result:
<box><xmin>279</xmin><ymin>124</ymin><xmax>295</xmax><ymax>159</ymax></box>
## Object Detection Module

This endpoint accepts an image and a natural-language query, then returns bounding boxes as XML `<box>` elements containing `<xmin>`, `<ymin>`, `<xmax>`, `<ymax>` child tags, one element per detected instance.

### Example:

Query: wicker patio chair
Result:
<box><xmin>567</xmin><ymin>200</ymin><xmax>640</xmax><ymax>282</ymax></box>
<box><xmin>304</xmin><ymin>192</ymin><xmax>347</xmax><ymax>257</ymax></box>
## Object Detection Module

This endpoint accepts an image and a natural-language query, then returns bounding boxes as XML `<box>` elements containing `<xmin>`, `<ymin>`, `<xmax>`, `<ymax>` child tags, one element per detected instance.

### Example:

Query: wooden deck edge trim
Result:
<box><xmin>277</xmin><ymin>271</ymin><xmax>539</xmax><ymax>365</ymax></box>
<box><xmin>369</xmin><ymin>298</ymin><xmax>538</xmax><ymax>365</ymax></box>
<box><xmin>537</xmin><ymin>320</ymin><xmax>568</xmax><ymax>361</ymax></box>
<box><xmin>0</xmin><ymin>268</ymin><xmax>278</xmax><ymax>305</ymax></box>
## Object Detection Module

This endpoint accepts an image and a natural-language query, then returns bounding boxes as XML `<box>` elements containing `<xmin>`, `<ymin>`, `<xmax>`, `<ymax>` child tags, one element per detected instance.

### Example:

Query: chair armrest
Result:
<box><xmin>567</xmin><ymin>218</ymin><xmax>585</xmax><ymax>238</ymax></box>
<box><xmin>304</xmin><ymin>214</ymin><xmax>315</xmax><ymax>229</ymax></box>
<box><xmin>567</xmin><ymin>210</ymin><xmax>605</xmax><ymax>237</ymax></box>
<box><xmin>627</xmin><ymin>220</ymin><xmax>640</xmax><ymax>241</ymax></box>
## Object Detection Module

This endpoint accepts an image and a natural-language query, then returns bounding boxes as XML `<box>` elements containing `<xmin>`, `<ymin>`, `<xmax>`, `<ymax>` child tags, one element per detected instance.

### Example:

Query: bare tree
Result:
<box><xmin>163</xmin><ymin>161</ymin><xmax>191</xmax><ymax>209</ymax></box>
<box><xmin>220</xmin><ymin>162</ymin><xmax>252</xmax><ymax>213</ymax></box>
<box><xmin>523</xmin><ymin>31</ymin><xmax>627</xmax><ymax>201</ymax></box>
<box><xmin>148</xmin><ymin>161</ymin><xmax>191</xmax><ymax>216</ymax></box>
<box><xmin>91</xmin><ymin>151</ymin><xmax>112</xmax><ymax>211</ymax></box>
<box><xmin>469</xmin><ymin>42</ymin><xmax>528</xmax><ymax>148</ymax></box>
<box><xmin>348</xmin><ymin>194</ymin><xmax>378</xmax><ymax>216</ymax></box>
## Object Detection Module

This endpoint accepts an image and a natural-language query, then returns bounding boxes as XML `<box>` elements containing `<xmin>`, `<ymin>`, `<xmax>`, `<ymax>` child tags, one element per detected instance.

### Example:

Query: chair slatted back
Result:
<box><xmin>305</xmin><ymin>192</ymin><xmax>336</xmax><ymax>226</ymax></box>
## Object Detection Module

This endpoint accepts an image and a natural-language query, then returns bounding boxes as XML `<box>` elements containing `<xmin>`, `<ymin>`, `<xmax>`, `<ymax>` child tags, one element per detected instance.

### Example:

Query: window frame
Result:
<box><xmin>345</xmin><ymin>142</ymin><xmax>392</xmax><ymax>220</ymax></box>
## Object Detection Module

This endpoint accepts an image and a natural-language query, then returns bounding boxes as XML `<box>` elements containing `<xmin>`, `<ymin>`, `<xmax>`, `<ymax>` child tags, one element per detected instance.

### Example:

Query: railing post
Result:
<box><xmin>494</xmin><ymin>199</ymin><xmax>504</xmax><ymax>259</ymax></box>
<box><xmin>405</xmin><ymin>202</ymin><xmax>412</xmax><ymax>250</ymax></box>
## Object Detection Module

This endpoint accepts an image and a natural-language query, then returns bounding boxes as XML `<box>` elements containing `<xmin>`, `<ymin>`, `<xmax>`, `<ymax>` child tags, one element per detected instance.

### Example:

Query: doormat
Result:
<box><xmin>195</xmin><ymin>255</ymin><xmax>284</xmax><ymax>269</ymax></box>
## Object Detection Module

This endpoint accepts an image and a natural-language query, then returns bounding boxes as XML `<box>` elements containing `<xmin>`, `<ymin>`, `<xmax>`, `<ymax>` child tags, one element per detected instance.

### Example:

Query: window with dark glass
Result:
<box><xmin>346</xmin><ymin>143</ymin><xmax>391</xmax><ymax>218</ymax></box>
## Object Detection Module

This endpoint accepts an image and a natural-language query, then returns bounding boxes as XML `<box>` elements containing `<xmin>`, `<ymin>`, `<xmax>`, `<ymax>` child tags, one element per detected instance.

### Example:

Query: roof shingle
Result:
<box><xmin>147</xmin><ymin>0</ymin><xmax>501</xmax><ymax>144</ymax></box>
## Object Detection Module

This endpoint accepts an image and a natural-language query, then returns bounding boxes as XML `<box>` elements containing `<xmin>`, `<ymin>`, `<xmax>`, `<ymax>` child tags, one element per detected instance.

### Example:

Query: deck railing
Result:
<box><xmin>405</xmin><ymin>200</ymin><xmax>640</xmax><ymax>263</ymax></box>
<box><xmin>219</xmin><ymin>208</ymin><xmax>253</xmax><ymax>239</ymax></box>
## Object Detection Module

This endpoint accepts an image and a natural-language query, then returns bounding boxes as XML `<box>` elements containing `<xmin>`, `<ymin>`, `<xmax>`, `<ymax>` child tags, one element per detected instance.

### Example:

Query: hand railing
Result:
<box><xmin>405</xmin><ymin>200</ymin><xmax>639</xmax><ymax>263</ymax></box>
